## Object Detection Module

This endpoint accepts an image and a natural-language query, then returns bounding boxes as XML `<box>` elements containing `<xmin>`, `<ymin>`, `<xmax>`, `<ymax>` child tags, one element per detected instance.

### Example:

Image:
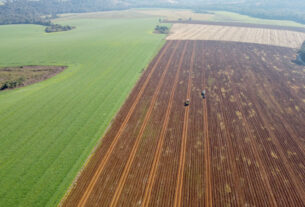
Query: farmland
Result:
<box><xmin>0</xmin><ymin>16</ymin><xmax>166</xmax><ymax>207</ymax></box>
<box><xmin>135</xmin><ymin>9</ymin><xmax>305</xmax><ymax>27</ymax></box>
<box><xmin>1</xmin><ymin>7</ymin><xmax>305</xmax><ymax>207</ymax></box>
<box><xmin>0</xmin><ymin>65</ymin><xmax>67</xmax><ymax>91</ymax></box>
<box><xmin>167</xmin><ymin>23</ymin><xmax>305</xmax><ymax>48</ymax></box>
<box><xmin>62</xmin><ymin>40</ymin><xmax>305</xmax><ymax>206</ymax></box>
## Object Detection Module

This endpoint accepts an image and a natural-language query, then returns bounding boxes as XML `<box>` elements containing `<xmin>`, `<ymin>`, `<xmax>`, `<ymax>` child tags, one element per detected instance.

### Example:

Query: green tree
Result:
<box><xmin>299</xmin><ymin>41</ymin><xmax>305</xmax><ymax>62</ymax></box>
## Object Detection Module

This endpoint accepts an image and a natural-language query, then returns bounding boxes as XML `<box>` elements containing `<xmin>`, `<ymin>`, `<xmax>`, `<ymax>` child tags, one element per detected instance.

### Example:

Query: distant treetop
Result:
<box><xmin>1</xmin><ymin>0</ymin><xmax>305</xmax><ymax>27</ymax></box>
<box><xmin>299</xmin><ymin>41</ymin><xmax>305</xmax><ymax>62</ymax></box>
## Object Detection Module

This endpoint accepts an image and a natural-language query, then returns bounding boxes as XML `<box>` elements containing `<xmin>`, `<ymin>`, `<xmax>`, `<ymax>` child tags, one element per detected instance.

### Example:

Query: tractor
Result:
<box><xmin>184</xmin><ymin>99</ymin><xmax>190</xmax><ymax>106</ymax></box>
<box><xmin>201</xmin><ymin>90</ymin><xmax>206</xmax><ymax>99</ymax></box>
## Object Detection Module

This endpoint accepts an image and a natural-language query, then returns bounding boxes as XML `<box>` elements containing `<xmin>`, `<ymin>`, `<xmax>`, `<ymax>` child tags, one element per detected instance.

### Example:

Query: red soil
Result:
<box><xmin>62</xmin><ymin>40</ymin><xmax>305</xmax><ymax>207</ymax></box>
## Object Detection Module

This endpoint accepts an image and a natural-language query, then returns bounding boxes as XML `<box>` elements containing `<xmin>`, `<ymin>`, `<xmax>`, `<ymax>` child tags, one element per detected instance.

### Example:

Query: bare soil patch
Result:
<box><xmin>0</xmin><ymin>65</ymin><xmax>67</xmax><ymax>91</ymax></box>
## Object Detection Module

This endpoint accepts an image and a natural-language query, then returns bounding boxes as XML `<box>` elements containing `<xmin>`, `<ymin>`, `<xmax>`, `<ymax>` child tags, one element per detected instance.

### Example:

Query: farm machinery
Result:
<box><xmin>184</xmin><ymin>99</ymin><xmax>190</xmax><ymax>106</ymax></box>
<box><xmin>184</xmin><ymin>90</ymin><xmax>206</xmax><ymax>106</ymax></box>
<box><xmin>202</xmin><ymin>90</ymin><xmax>206</xmax><ymax>99</ymax></box>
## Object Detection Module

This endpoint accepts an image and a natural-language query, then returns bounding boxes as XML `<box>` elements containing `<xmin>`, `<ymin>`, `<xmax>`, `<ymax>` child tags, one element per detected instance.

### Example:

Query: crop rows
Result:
<box><xmin>62</xmin><ymin>40</ymin><xmax>305</xmax><ymax>206</ymax></box>
<box><xmin>167</xmin><ymin>24</ymin><xmax>305</xmax><ymax>49</ymax></box>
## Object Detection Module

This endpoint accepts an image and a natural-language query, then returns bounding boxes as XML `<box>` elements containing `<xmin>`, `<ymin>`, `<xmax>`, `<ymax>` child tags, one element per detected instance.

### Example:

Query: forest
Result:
<box><xmin>299</xmin><ymin>41</ymin><xmax>305</xmax><ymax>62</ymax></box>
<box><xmin>0</xmin><ymin>0</ymin><xmax>305</xmax><ymax>26</ymax></box>
<box><xmin>0</xmin><ymin>0</ymin><xmax>126</xmax><ymax>26</ymax></box>
<box><xmin>195</xmin><ymin>3</ymin><xmax>305</xmax><ymax>25</ymax></box>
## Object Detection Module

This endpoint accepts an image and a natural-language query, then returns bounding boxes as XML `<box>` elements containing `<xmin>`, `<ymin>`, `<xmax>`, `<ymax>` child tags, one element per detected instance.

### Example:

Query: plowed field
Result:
<box><xmin>62</xmin><ymin>40</ymin><xmax>305</xmax><ymax>207</ymax></box>
<box><xmin>167</xmin><ymin>24</ymin><xmax>305</xmax><ymax>49</ymax></box>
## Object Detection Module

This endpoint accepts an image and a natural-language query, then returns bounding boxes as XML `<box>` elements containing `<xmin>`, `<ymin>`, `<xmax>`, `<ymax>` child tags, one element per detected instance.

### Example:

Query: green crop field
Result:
<box><xmin>1</xmin><ymin>8</ymin><xmax>302</xmax><ymax>207</ymax></box>
<box><xmin>135</xmin><ymin>8</ymin><xmax>305</xmax><ymax>27</ymax></box>
<box><xmin>0</xmin><ymin>15</ymin><xmax>166</xmax><ymax>207</ymax></box>
<box><xmin>209</xmin><ymin>10</ymin><xmax>305</xmax><ymax>27</ymax></box>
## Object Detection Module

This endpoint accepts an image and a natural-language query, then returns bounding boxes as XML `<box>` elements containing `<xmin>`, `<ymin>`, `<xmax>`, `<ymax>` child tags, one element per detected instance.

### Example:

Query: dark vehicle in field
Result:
<box><xmin>185</xmin><ymin>99</ymin><xmax>190</xmax><ymax>106</ymax></box>
<box><xmin>201</xmin><ymin>90</ymin><xmax>206</xmax><ymax>99</ymax></box>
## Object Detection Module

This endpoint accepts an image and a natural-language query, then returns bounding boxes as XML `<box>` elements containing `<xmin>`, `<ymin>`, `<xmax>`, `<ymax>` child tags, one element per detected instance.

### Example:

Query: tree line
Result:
<box><xmin>126</xmin><ymin>0</ymin><xmax>305</xmax><ymax>25</ymax></box>
<box><xmin>195</xmin><ymin>7</ymin><xmax>305</xmax><ymax>25</ymax></box>
<box><xmin>0</xmin><ymin>77</ymin><xmax>24</xmax><ymax>90</ymax></box>
<box><xmin>154</xmin><ymin>25</ymin><xmax>169</xmax><ymax>34</ymax></box>
<box><xmin>192</xmin><ymin>0</ymin><xmax>305</xmax><ymax>25</ymax></box>
<box><xmin>45</xmin><ymin>24</ymin><xmax>75</xmax><ymax>33</ymax></box>
<box><xmin>0</xmin><ymin>0</ymin><xmax>127</xmax><ymax>29</ymax></box>
<box><xmin>0</xmin><ymin>0</ymin><xmax>305</xmax><ymax>28</ymax></box>
<box><xmin>299</xmin><ymin>41</ymin><xmax>305</xmax><ymax>63</ymax></box>
<box><xmin>0</xmin><ymin>0</ymin><xmax>51</xmax><ymax>25</ymax></box>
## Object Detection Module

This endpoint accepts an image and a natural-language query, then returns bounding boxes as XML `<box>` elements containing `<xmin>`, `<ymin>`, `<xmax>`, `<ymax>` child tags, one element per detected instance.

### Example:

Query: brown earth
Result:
<box><xmin>0</xmin><ymin>65</ymin><xmax>67</xmax><ymax>91</ymax></box>
<box><xmin>61</xmin><ymin>40</ymin><xmax>305</xmax><ymax>207</ymax></box>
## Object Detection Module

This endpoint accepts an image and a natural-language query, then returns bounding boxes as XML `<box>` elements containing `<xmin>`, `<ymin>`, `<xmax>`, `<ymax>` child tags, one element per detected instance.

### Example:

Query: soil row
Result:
<box><xmin>62</xmin><ymin>40</ymin><xmax>305</xmax><ymax>207</ymax></box>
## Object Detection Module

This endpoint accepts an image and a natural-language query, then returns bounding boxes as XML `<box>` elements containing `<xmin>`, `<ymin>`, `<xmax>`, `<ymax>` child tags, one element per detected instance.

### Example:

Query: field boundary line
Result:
<box><xmin>141</xmin><ymin>41</ymin><xmax>189</xmax><ymax>207</ymax></box>
<box><xmin>76</xmin><ymin>41</ymin><xmax>172</xmax><ymax>207</ymax></box>
<box><xmin>173</xmin><ymin>41</ymin><xmax>195</xmax><ymax>207</ymax></box>
<box><xmin>109</xmin><ymin>41</ymin><xmax>181</xmax><ymax>207</ymax></box>
<box><xmin>164</xmin><ymin>20</ymin><xmax>305</xmax><ymax>33</ymax></box>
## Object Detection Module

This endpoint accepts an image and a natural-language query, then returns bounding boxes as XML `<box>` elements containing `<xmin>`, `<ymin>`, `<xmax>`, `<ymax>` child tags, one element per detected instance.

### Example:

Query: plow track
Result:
<box><xmin>141</xmin><ymin>41</ymin><xmax>189</xmax><ymax>207</ymax></box>
<box><xmin>109</xmin><ymin>41</ymin><xmax>181</xmax><ymax>207</ymax></box>
<box><xmin>173</xmin><ymin>41</ymin><xmax>195</xmax><ymax>207</ymax></box>
<box><xmin>62</xmin><ymin>40</ymin><xmax>305</xmax><ymax>207</ymax></box>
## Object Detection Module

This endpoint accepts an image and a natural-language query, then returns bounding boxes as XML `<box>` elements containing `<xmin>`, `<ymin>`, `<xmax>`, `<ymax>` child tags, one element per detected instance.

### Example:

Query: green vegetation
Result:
<box><xmin>154</xmin><ymin>25</ymin><xmax>169</xmax><ymax>34</ymax></box>
<box><xmin>202</xmin><ymin>1</ymin><xmax>305</xmax><ymax>25</ymax></box>
<box><xmin>1</xmin><ymin>1</ymin><xmax>305</xmax><ymax>28</ymax></box>
<box><xmin>208</xmin><ymin>11</ymin><xmax>304</xmax><ymax>27</ymax></box>
<box><xmin>193</xmin><ymin>10</ymin><xmax>214</xmax><ymax>15</ymax></box>
<box><xmin>127</xmin><ymin>0</ymin><xmax>305</xmax><ymax>25</ymax></box>
<box><xmin>193</xmin><ymin>6</ymin><xmax>305</xmax><ymax>25</ymax></box>
<box><xmin>135</xmin><ymin>8</ymin><xmax>304</xmax><ymax>28</ymax></box>
<box><xmin>0</xmin><ymin>66</ymin><xmax>67</xmax><ymax>90</ymax></box>
<box><xmin>298</xmin><ymin>41</ymin><xmax>305</xmax><ymax>62</ymax></box>
<box><xmin>0</xmin><ymin>0</ymin><xmax>125</xmax><ymax>25</ymax></box>
<box><xmin>0</xmin><ymin>0</ymin><xmax>114</xmax><ymax>31</ymax></box>
<box><xmin>0</xmin><ymin>15</ymin><xmax>165</xmax><ymax>207</ymax></box>
<box><xmin>45</xmin><ymin>24</ymin><xmax>75</xmax><ymax>33</ymax></box>
<box><xmin>0</xmin><ymin>0</ymin><xmax>76</xmax><ymax>33</ymax></box>
<box><xmin>0</xmin><ymin>0</ymin><xmax>51</xmax><ymax>25</ymax></box>
<box><xmin>0</xmin><ymin>78</ymin><xmax>24</xmax><ymax>90</ymax></box>
<box><xmin>2</xmin><ymin>0</ymin><xmax>305</xmax><ymax>27</ymax></box>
